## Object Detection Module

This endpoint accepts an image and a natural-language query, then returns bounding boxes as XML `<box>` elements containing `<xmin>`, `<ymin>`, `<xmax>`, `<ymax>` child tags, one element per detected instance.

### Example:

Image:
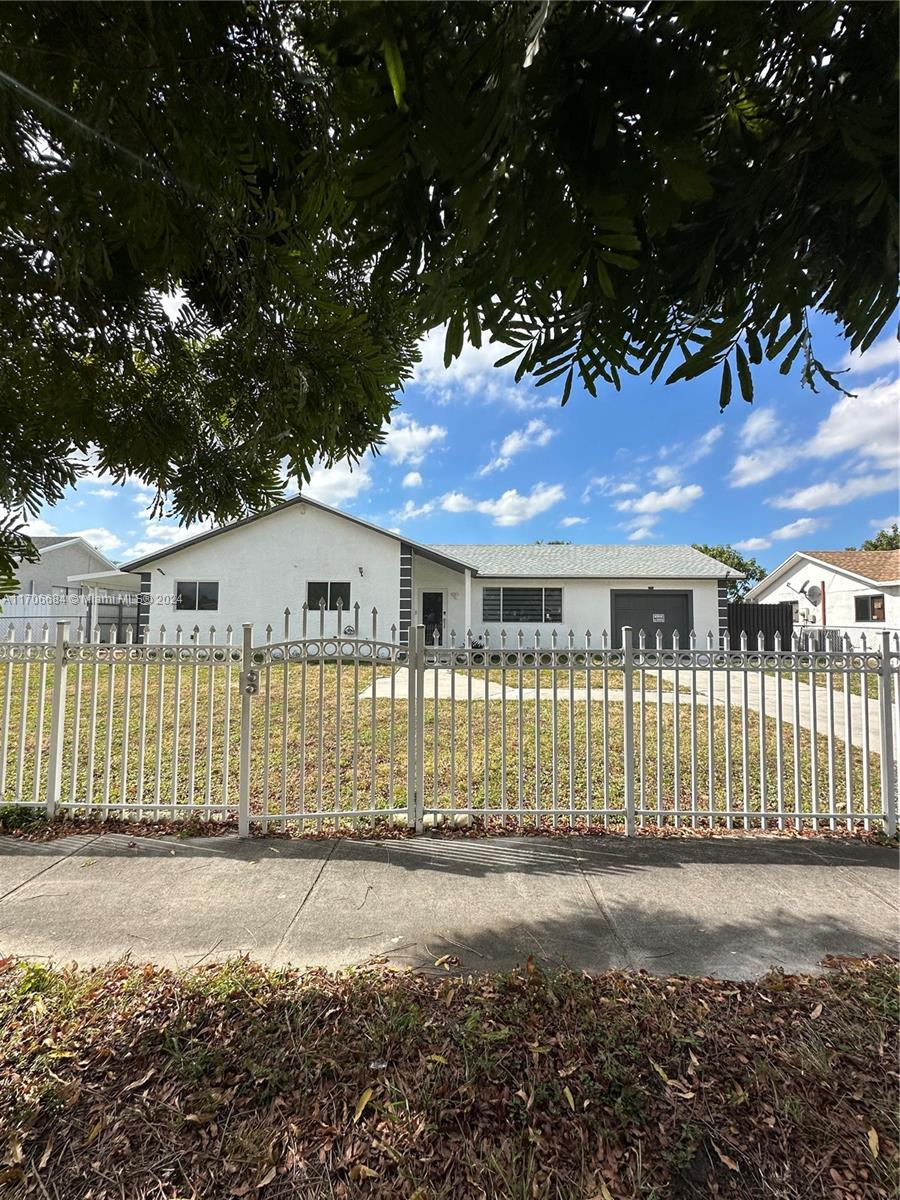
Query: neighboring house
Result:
<box><xmin>744</xmin><ymin>549</ymin><xmax>900</xmax><ymax>644</ymax></box>
<box><xmin>74</xmin><ymin>495</ymin><xmax>737</xmax><ymax>647</ymax></box>
<box><xmin>6</xmin><ymin>536</ymin><xmax>138</xmax><ymax>636</ymax></box>
<box><xmin>13</xmin><ymin>536</ymin><xmax>117</xmax><ymax>598</ymax></box>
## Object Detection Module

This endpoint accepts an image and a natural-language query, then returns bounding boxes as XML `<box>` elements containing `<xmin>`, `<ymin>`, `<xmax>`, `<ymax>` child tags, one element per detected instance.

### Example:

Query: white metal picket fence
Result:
<box><xmin>0</xmin><ymin>609</ymin><xmax>897</xmax><ymax>836</ymax></box>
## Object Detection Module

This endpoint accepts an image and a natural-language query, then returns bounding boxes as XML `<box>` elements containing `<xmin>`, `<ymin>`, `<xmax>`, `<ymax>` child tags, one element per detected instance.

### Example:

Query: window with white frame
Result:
<box><xmin>482</xmin><ymin>586</ymin><xmax>563</xmax><ymax>623</ymax></box>
<box><xmin>854</xmin><ymin>594</ymin><xmax>885</xmax><ymax>622</ymax></box>
<box><xmin>307</xmin><ymin>581</ymin><xmax>351</xmax><ymax>612</ymax></box>
<box><xmin>175</xmin><ymin>581</ymin><xmax>219</xmax><ymax>611</ymax></box>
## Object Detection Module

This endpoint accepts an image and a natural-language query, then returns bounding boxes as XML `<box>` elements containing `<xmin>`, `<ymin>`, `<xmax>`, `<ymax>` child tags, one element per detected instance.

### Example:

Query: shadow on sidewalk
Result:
<box><xmin>1</xmin><ymin>828</ymin><xmax>895</xmax><ymax>880</ymax></box>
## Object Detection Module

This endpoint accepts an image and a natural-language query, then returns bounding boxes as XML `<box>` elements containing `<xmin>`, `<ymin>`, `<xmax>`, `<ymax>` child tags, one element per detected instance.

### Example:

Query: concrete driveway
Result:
<box><xmin>359</xmin><ymin>667</ymin><xmax>890</xmax><ymax>754</ymax></box>
<box><xmin>0</xmin><ymin>832</ymin><xmax>895</xmax><ymax>979</ymax></box>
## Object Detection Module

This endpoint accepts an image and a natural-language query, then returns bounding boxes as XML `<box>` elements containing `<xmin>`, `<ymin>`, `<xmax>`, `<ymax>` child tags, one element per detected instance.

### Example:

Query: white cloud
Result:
<box><xmin>738</xmin><ymin>409</ymin><xmax>781</xmax><ymax>447</ymax></box>
<box><xmin>441</xmin><ymin>482</ymin><xmax>565</xmax><ymax>526</ymax></box>
<box><xmin>22</xmin><ymin>518</ymin><xmax>57</xmax><ymax>537</ymax></box>
<box><xmin>770</xmin><ymin>517</ymin><xmax>829</xmax><ymax>541</ymax></box>
<box><xmin>730</xmin><ymin>447</ymin><xmax>795</xmax><ymax>487</ymax></box>
<box><xmin>730</xmin><ymin>410</ymin><xmax>793</xmax><ymax>486</ymax></box>
<box><xmin>687</xmin><ymin>426</ymin><xmax>724</xmax><ymax>461</ymax></box>
<box><xmin>770</xmin><ymin>472</ymin><xmax>899</xmax><ymax>510</ymax></box>
<box><xmin>581</xmin><ymin>476</ymin><xmax>638</xmax><ymax>503</ymax></box>
<box><xmin>732</xmin><ymin>516</ymin><xmax>828</xmax><ymax>554</ymax></box>
<box><xmin>393</xmin><ymin>499</ymin><xmax>435</xmax><ymax>521</ymax></box>
<box><xmin>840</xmin><ymin>335</ymin><xmax>899</xmax><ymax>376</ymax></box>
<box><xmin>616</xmin><ymin>483</ymin><xmax>703</xmax><ymax>515</ymax></box>
<box><xmin>382</xmin><ymin>414</ymin><xmax>447</xmax><ymax>465</ymax></box>
<box><xmin>650</xmin><ymin>464</ymin><xmax>681</xmax><ymax>486</ymax></box>
<box><xmin>560</xmin><ymin>516</ymin><xmax>587</xmax><ymax>527</ymax></box>
<box><xmin>414</xmin><ymin>327</ymin><xmax>560</xmax><ymax>412</ymax></box>
<box><xmin>732</xmin><ymin>379</ymin><xmax>900</xmax><ymax>490</ymax></box>
<box><xmin>870</xmin><ymin>514</ymin><xmax>899</xmax><ymax>529</ymax></box>
<box><xmin>88</xmin><ymin>486</ymin><xmax>118</xmax><ymax>500</ymax></box>
<box><xmin>303</xmin><ymin>457</ymin><xmax>373</xmax><ymax>507</ymax></box>
<box><xmin>805</xmin><ymin>377</ymin><xmax>899</xmax><ymax>471</ymax></box>
<box><xmin>402</xmin><ymin>471</ymin><xmax>423</xmax><ymax>489</ymax></box>
<box><xmin>132</xmin><ymin>488</ymin><xmax>157</xmax><ymax>508</ymax></box>
<box><xmin>71</xmin><ymin>527</ymin><xmax>123</xmax><ymax>555</ymax></box>
<box><xmin>650</xmin><ymin>426</ymin><xmax>723</xmax><ymax>485</ymax></box>
<box><xmin>626</xmin><ymin>524</ymin><xmax>658</xmax><ymax>542</ymax></box>
<box><xmin>120</xmin><ymin>519</ymin><xmax>214</xmax><ymax>562</ymax></box>
<box><xmin>478</xmin><ymin>418</ymin><xmax>557</xmax><ymax>475</ymax></box>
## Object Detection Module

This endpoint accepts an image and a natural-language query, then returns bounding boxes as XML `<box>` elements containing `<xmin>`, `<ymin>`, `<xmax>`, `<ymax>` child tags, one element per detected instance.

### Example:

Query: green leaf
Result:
<box><xmin>718</xmin><ymin>359</ymin><xmax>733</xmax><ymax>410</ymax></box>
<box><xmin>735</xmin><ymin>345</ymin><xmax>753</xmax><ymax>403</ymax></box>
<box><xmin>381</xmin><ymin>40</ymin><xmax>407</xmax><ymax>111</ymax></box>
<box><xmin>444</xmin><ymin>310</ymin><xmax>464</xmax><ymax>368</ymax></box>
<box><xmin>745</xmin><ymin>329</ymin><xmax>763</xmax><ymax>365</ymax></box>
<box><xmin>561</xmin><ymin>366</ymin><xmax>574</xmax><ymax>406</ymax></box>
<box><xmin>594</xmin><ymin>257</ymin><xmax>615</xmax><ymax>299</ymax></box>
<box><xmin>666</xmin><ymin>351</ymin><xmax>715</xmax><ymax>385</ymax></box>
<box><xmin>779</xmin><ymin>335</ymin><xmax>805</xmax><ymax>375</ymax></box>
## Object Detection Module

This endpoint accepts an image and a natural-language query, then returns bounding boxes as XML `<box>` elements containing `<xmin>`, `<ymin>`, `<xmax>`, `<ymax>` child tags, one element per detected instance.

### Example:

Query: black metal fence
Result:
<box><xmin>727</xmin><ymin>601</ymin><xmax>794</xmax><ymax>650</ymax></box>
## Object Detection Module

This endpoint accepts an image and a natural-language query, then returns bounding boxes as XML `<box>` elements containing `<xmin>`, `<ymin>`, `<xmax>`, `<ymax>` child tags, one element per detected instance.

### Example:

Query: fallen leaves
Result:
<box><xmin>0</xmin><ymin>956</ymin><xmax>896</xmax><ymax>1199</ymax></box>
<box><xmin>589</xmin><ymin>1185</ymin><xmax>614</xmax><ymax>1200</ymax></box>
<box><xmin>255</xmin><ymin>1164</ymin><xmax>276</xmax><ymax>1189</ymax></box>
<box><xmin>713</xmin><ymin>1144</ymin><xmax>740</xmax><ymax>1172</ymax></box>
<box><xmin>352</xmin><ymin>1087</ymin><xmax>374</xmax><ymax>1124</ymax></box>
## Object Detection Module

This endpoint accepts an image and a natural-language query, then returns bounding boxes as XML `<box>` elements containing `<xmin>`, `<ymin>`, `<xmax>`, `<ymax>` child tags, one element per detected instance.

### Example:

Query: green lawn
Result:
<box><xmin>763</xmin><ymin>668</ymin><xmax>884</xmax><ymax>700</ymax></box>
<box><xmin>0</xmin><ymin>660</ymin><xmax>887</xmax><ymax>830</ymax></box>
<box><xmin>457</xmin><ymin>668</ymin><xmax>675</xmax><ymax>691</ymax></box>
<box><xmin>1</xmin><ymin>956</ymin><xmax>896</xmax><ymax>1199</ymax></box>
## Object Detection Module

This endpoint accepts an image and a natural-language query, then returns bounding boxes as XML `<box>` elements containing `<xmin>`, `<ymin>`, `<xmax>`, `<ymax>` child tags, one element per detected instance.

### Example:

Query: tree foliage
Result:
<box><xmin>0</xmin><ymin>2</ymin><xmax>419</xmax><ymax>589</ymax></box>
<box><xmin>849</xmin><ymin>524</ymin><xmax>900</xmax><ymax>551</ymax></box>
<box><xmin>0</xmin><ymin>1</ymin><xmax>896</xmax><ymax>586</ymax></box>
<box><xmin>693</xmin><ymin>544</ymin><xmax>766</xmax><ymax>599</ymax></box>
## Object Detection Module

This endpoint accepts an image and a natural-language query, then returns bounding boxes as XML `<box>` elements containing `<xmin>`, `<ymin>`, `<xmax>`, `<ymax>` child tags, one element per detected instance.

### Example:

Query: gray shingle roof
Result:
<box><xmin>427</xmin><ymin>544</ymin><xmax>737</xmax><ymax>578</ymax></box>
<box><xmin>29</xmin><ymin>536</ymin><xmax>71</xmax><ymax>549</ymax></box>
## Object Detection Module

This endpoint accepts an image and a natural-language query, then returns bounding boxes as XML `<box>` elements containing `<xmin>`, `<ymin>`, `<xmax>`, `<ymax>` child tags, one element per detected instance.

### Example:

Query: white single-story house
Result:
<box><xmin>745</xmin><ymin>549</ymin><xmax>900</xmax><ymax>643</ymax></box>
<box><xmin>68</xmin><ymin>495</ymin><xmax>737</xmax><ymax>646</ymax></box>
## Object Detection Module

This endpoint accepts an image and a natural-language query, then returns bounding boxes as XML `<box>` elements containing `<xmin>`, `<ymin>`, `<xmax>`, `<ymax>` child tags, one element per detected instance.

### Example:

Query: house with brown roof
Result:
<box><xmin>745</xmin><ymin>549</ymin><xmax>900</xmax><ymax>643</ymax></box>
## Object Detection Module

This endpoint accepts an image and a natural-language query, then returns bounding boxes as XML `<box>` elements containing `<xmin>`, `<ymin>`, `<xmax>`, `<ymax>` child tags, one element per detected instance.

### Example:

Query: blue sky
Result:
<box><xmin>26</xmin><ymin>313</ymin><xmax>899</xmax><ymax>571</ymax></box>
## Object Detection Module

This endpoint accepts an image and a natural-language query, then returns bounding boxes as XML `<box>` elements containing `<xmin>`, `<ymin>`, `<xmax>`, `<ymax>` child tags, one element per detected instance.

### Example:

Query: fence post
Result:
<box><xmin>878</xmin><ymin>630</ymin><xmax>896</xmax><ymax>837</ymax></box>
<box><xmin>622</xmin><ymin>626</ymin><xmax>635</xmax><ymax>835</ymax></box>
<box><xmin>238</xmin><ymin>623</ymin><xmax>255</xmax><ymax>837</ymax></box>
<box><xmin>45</xmin><ymin>620</ymin><xmax>69</xmax><ymax>818</ymax></box>
<box><xmin>407</xmin><ymin>624</ymin><xmax>426</xmax><ymax>832</ymax></box>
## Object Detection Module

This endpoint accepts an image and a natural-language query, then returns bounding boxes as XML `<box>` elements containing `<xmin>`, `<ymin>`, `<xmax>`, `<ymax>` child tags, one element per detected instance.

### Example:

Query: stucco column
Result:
<box><xmin>464</xmin><ymin>568</ymin><xmax>472</xmax><ymax>633</ymax></box>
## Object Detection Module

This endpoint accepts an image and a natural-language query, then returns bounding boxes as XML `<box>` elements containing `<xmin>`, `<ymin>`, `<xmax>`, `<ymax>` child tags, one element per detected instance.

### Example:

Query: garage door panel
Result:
<box><xmin>611</xmin><ymin>591</ymin><xmax>691</xmax><ymax>647</ymax></box>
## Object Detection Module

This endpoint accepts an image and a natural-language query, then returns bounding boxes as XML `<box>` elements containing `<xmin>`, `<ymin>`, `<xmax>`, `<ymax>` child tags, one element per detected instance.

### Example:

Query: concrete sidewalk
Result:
<box><xmin>0</xmin><ymin>833</ymin><xmax>896</xmax><ymax>979</ymax></box>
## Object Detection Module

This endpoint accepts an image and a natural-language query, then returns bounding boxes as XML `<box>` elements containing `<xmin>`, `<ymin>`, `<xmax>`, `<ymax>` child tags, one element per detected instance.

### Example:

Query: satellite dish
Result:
<box><xmin>805</xmin><ymin>584</ymin><xmax>822</xmax><ymax>606</ymax></box>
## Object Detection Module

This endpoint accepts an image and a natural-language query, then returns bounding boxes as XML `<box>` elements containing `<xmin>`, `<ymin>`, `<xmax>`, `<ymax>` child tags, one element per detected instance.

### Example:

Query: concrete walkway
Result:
<box><xmin>688</xmin><ymin>672</ymin><xmax>885</xmax><ymax>754</ymax></box>
<box><xmin>0</xmin><ymin>833</ymin><xmax>895</xmax><ymax>979</ymax></box>
<box><xmin>359</xmin><ymin>668</ymin><xmax>888</xmax><ymax>753</ymax></box>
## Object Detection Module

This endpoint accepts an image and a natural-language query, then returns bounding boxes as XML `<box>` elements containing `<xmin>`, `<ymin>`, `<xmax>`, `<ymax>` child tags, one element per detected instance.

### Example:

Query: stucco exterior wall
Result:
<box><xmin>15</xmin><ymin>542</ymin><xmax>107</xmax><ymax>596</ymax></box>
<box><xmin>752</xmin><ymin>562</ymin><xmax>900</xmax><ymax>642</ymax></box>
<box><xmin>140</xmin><ymin>503</ymin><xmax>401</xmax><ymax>642</ymax></box>
<box><xmin>409</xmin><ymin>558</ymin><xmax>721</xmax><ymax>647</ymax></box>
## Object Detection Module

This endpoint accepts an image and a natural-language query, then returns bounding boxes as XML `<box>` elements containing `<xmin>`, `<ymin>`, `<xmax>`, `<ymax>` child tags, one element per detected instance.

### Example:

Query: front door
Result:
<box><xmin>422</xmin><ymin>591</ymin><xmax>444</xmax><ymax>646</ymax></box>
